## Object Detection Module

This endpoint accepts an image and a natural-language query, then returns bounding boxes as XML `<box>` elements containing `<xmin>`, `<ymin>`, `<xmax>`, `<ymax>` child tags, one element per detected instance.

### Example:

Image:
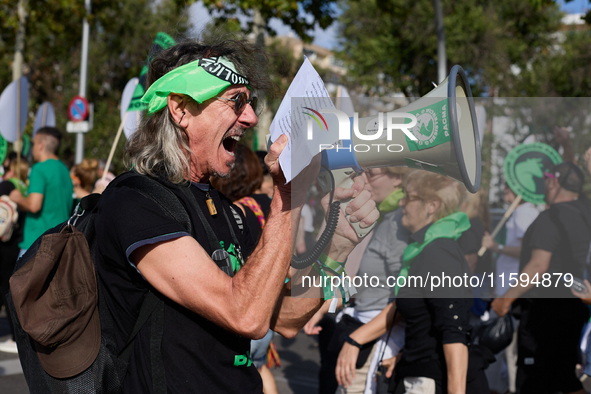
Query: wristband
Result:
<box><xmin>315</xmin><ymin>254</ymin><xmax>356</xmax><ymax>313</ymax></box>
<box><xmin>317</xmin><ymin>253</ymin><xmax>346</xmax><ymax>275</ymax></box>
<box><xmin>344</xmin><ymin>335</ymin><xmax>363</xmax><ymax>349</ymax></box>
<box><xmin>497</xmin><ymin>244</ymin><xmax>504</xmax><ymax>253</ymax></box>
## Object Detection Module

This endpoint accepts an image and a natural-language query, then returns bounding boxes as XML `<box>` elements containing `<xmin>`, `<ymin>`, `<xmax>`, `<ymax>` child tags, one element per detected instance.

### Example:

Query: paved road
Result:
<box><xmin>272</xmin><ymin>332</ymin><xmax>321</xmax><ymax>393</ymax></box>
<box><xmin>0</xmin><ymin>312</ymin><xmax>28</xmax><ymax>394</ymax></box>
<box><xmin>0</xmin><ymin>311</ymin><xmax>322</xmax><ymax>394</ymax></box>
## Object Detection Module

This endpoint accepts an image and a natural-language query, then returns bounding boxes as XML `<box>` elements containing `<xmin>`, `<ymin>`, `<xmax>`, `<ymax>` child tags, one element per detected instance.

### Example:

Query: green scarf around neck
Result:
<box><xmin>395</xmin><ymin>211</ymin><xmax>470</xmax><ymax>296</ymax></box>
<box><xmin>8</xmin><ymin>178</ymin><xmax>27</xmax><ymax>196</ymax></box>
<box><xmin>377</xmin><ymin>188</ymin><xmax>404</xmax><ymax>221</ymax></box>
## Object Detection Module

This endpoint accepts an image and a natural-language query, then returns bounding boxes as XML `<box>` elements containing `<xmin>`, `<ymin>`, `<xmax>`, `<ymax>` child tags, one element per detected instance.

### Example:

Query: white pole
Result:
<box><xmin>12</xmin><ymin>0</ymin><xmax>27</xmax><ymax>81</ymax></box>
<box><xmin>42</xmin><ymin>103</ymin><xmax>48</xmax><ymax>126</ymax></box>
<box><xmin>75</xmin><ymin>0</ymin><xmax>91</xmax><ymax>165</ymax></box>
<box><xmin>477</xmin><ymin>195</ymin><xmax>523</xmax><ymax>256</ymax></box>
<box><xmin>13</xmin><ymin>0</ymin><xmax>27</xmax><ymax>181</ymax></box>
<box><xmin>102</xmin><ymin>112</ymin><xmax>128</xmax><ymax>182</ymax></box>
<box><xmin>16</xmin><ymin>79</ymin><xmax>21</xmax><ymax>181</ymax></box>
<box><xmin>433</xmin><ymin>0</ymin><xmax>447</xmax><ymax>83</ymax></box>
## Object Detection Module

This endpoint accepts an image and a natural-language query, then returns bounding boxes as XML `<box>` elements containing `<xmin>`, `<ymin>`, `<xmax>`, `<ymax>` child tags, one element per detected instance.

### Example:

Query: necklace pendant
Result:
<box><xmin>206</xmin><ymin>192</ymin><xmax>217</xmax><ymax>215</ymax></box>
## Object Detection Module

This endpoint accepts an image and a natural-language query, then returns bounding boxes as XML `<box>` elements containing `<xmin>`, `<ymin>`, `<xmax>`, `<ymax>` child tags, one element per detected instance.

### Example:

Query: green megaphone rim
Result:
<box><xmin>448</xmin><ymin>65</ymin><xmax>482</xmax><ymax>193</ymax></box>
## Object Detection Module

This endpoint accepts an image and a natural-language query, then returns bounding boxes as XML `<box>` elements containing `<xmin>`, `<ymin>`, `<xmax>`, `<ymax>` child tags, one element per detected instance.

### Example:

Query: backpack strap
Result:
<box><xmin>229</xmin><ymin>205</ymin><xmax>244</xmax><ymax>233</ymax></box>
<box><xmin>115</xmin><ymin>291</ymin><xmax>166</xmax><ymax>394</ymax></box>
<box><xmin>112</xmin><ymin>172</ymin><xmax>192</xmax><ymax>233</ymax></box>
<box><xmin>118</xmin><ymin>291</ymin><xmax>161</xmax><ymax>363</ymax></box>
<box><xmin>109</xmin><ymin>171</ymin><xmax>195</xmax><ymax>394</ymax></box>
<box><xmin>150</xmin><ymin>300</ymin><xmax>167</xmax><ymax>394</ymax></box>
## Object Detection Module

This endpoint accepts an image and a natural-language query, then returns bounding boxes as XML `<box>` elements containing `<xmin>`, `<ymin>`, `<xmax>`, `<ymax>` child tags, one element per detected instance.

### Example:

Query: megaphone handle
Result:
<box><xmin>330</xmin><ymin>169</ymin><xmax>376</xmax><ymax>239</ymax></box>
<box><xmin>477</xmin><ymin>195</ymin><xmax>523</xmax><ymax>257</ymax></box>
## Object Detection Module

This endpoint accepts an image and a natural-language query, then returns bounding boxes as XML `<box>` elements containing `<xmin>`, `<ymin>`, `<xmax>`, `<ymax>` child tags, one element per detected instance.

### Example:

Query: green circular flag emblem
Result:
<box><xmin>504</xmin><ymin>142</ymin><xmax>562</xmax><ymax>204</ymax></box>
<box><xmin>0</xmin><ymin>135</ymin><xmax>7</xmax><ymax>165</ymax></box>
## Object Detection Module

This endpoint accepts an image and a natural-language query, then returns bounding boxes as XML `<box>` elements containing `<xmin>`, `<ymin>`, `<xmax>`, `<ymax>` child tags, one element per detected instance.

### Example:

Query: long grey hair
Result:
<box><xmin>125</xmin><ymin>37</ymin><xmax>272</xmax><ymax>184</ymax></box>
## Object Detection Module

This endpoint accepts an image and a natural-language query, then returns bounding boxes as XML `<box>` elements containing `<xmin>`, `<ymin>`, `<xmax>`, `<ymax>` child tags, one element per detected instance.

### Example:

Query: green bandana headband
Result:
<box><xmin>141</xmin><ymin>56</ymin><xmax>250</xmax><ymax>114</ymax></box>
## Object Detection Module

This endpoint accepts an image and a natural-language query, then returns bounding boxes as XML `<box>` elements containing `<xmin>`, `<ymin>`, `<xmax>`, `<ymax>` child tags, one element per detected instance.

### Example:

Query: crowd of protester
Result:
<box><xmin>0</xmin><ymin>127</ymin><xmax>114</xmax><ymax>354</ymax></box>
<box><xmin>2</xmin><ymin>127</ymin><xmax>591</xmax><ymax>394</ymax></box>
<box><xmin>297</xmin><ymin>160</ymin><xmax>591</xmax><ymax>394</ymax></box>
<box><xmin>0</xmin><ymin>38</ymin><xmax>590</xmax><ymax>394</ymax></box>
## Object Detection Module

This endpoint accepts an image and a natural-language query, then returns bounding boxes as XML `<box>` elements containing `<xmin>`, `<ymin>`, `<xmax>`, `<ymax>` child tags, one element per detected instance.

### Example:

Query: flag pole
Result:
<box><xmin>16</xmin><ymin>79</ymin><xmax>21</xmax><ymax>182</ymax></box>
<box><xmin>102</xmin><ymin>112</ymin><xmax>128</xmax><ymax>183</ymax></box>
<box><xmin>477</xmin><ymin>195</ymin><xmax>522</xmax><ymax>256</ymax></box>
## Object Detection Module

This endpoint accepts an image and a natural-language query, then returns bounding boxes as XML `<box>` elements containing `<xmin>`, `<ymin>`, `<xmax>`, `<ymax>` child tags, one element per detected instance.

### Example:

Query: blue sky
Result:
<box><xmin>557</xmin><ymin>0</ymin><xmax>590</xmax><ymax>13</ymax></box>
<box><xmin>189</xmin><ymin>1</ymin><xmax>588</xmax><ymax>50</ymax></box>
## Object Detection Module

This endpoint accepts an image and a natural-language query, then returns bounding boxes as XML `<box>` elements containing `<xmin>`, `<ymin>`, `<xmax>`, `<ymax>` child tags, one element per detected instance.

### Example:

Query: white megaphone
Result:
<box><xmin>318</xmin><ymin>65</ymin><xmax>482</xmax><ymax>239</ymax></box>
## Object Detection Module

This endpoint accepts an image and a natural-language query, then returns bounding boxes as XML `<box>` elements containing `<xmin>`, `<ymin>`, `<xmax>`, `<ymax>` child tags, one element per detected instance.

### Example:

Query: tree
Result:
<box><xmin>0</xmin><ymin>0</ymin><xmax>190</xmax><ymax>173</ymax></box>
<box><xmin>197</xmin><ymin>1</ymin><xmax>339</xmax><ymax>150</ymax></box>
<box><xmin>516</xmin><ymin>26</ymin><xmax>591</xmax><ymax>97</ymax></box>
<box><xmin>200</xmin><ymin>0</ymin><xmax>338</xmax><ymax>42</ymax></box>
<box><xmin>336</xmin><ymin>0</ymin><xmax>564</xmax><ymax>98</ymax></box>
<box><xmin>336</xmin><ymin>0</ymin><xmax>589</xmax><ymax>196</ymax></box>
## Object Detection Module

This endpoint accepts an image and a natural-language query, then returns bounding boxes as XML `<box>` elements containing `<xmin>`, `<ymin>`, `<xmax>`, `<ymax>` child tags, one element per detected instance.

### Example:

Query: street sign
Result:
<box><xmin>68</xmin><ymin>95</ymin><xmax>89</xmax><ymax>121</ymax></box>
<box><xmin>66</xmin><ymin>121</ymin><xmax>91</xmax><ymax>133</ymax></box>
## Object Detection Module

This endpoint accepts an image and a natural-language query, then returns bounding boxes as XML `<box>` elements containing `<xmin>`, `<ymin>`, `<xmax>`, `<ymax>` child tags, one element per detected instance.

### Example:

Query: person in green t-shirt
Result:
<box><xmin>9</xmin><ymin>127</ymin><xmax>73</xmax><ymax>252</ymax></box>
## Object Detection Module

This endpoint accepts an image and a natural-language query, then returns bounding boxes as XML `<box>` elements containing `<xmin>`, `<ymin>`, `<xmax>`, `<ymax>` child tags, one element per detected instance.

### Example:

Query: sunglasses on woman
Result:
<box><xmin>402</xmin><ymin>192</ymin><xmax>422</xmax><ymax>203</ymax></box>
<box><xmin>218</xmin><ymin>92</ymin><xmax>258</xmax><ymax>113</ymax></box>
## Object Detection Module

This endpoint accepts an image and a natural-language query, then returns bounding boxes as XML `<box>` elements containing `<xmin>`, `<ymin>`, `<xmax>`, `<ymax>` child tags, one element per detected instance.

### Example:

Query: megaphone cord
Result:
<box><xmin>291</xmin><ymin>167</ymin><xmax>340</xmax><ymax>269</ymax></box>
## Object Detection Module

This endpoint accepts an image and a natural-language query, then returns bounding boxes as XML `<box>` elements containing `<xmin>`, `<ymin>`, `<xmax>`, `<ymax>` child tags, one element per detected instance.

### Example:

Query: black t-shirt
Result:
<box><xmin>0</xmin><ymin>179</ymin><xmax>15</xmax><ymax>196</ymax></box>
<box><xmin>520</xmin><ymin>199</ymin><xmax>591</xmax><ymax>298</ymax></box>
<box><xmin>395</xmin><ymin>223</ymin><xmax>472</xmax><ymax>381</ymax></box>
<box><xmin>516</xmin><ymin>199</ymin><xmax>590</xmax><ymax>392</ymax></box>
<box><xmin>457</xmin><ymin>217</ymin><xmax>492</xmax><ymax>274</ymax></box>
<box><xmin>95</xmin><ymin>175</ymin><xmax>261</xmax><ymax>393</ymax></box>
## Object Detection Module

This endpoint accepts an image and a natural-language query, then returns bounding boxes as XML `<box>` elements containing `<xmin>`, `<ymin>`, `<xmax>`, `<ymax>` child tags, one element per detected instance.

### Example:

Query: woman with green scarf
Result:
<box><xmin>336</xmin><ymin>171</ymin><xmax>476</xmax><ymax>394</ymax></box>
<box><xmin>306</xmin><ymin>167</ymin><xmax>411</xmax><ymax>393</ymax></box>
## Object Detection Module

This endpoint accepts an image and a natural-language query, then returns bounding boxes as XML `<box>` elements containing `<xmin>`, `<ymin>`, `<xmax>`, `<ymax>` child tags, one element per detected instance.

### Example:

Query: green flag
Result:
<box><xmin>0</xmin><ymin>135</ymin><xmax>7</xmax><ymax>165</ymax></box>
<box><xmin>127</xmin><ymin>32</ymin><xmax>176</xmax><ymax>113</ymax></box>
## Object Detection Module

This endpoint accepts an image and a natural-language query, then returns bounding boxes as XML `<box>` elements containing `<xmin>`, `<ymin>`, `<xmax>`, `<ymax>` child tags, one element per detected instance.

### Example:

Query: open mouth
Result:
<box><xmin>222</xmin><ymin>134</ymin><xmax>241</xmax><ymax>156</ymax></box>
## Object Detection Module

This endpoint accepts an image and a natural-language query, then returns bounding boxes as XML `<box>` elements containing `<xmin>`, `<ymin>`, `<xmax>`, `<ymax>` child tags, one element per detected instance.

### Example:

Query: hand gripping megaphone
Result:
<box><xmin>319</xmin><ymin>65</ymin><xmax>481</xmax><ymax>236</ymax></box>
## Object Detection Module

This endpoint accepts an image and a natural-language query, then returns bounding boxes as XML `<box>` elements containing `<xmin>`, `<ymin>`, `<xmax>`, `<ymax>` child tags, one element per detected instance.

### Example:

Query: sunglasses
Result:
<box><xmin>402</xmin><ymin>192</ymin><xmax>422</xmax><ymax>203</ymax></box>
<box><xmin>365</xmin><ymin>169</ymin><xmax>388</xmax><ymax>181</ymax></box>
<box><xmin>218</xmin><ymin>92</ymin><xmax>258</xmax><ymax>113</ymax></box>
<box><xmin>543</xmin><ymin>171</ymin><xmax>557</xmax><ymax>180</ymax></box>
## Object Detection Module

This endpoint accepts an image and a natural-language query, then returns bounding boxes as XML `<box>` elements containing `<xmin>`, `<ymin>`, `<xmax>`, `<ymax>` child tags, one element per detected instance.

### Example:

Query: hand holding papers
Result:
<box><xmin>269</xmin><ymin>58</ymin><xmax>341</xmax><ymax>183</ymax></box>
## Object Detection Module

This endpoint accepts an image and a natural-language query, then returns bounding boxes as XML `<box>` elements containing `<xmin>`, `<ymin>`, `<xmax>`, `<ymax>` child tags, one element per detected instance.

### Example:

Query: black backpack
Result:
<box><xmin>6</xmin><ymin>171</ymin><xmax>193</xmax><ymax>394</ymax></box>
